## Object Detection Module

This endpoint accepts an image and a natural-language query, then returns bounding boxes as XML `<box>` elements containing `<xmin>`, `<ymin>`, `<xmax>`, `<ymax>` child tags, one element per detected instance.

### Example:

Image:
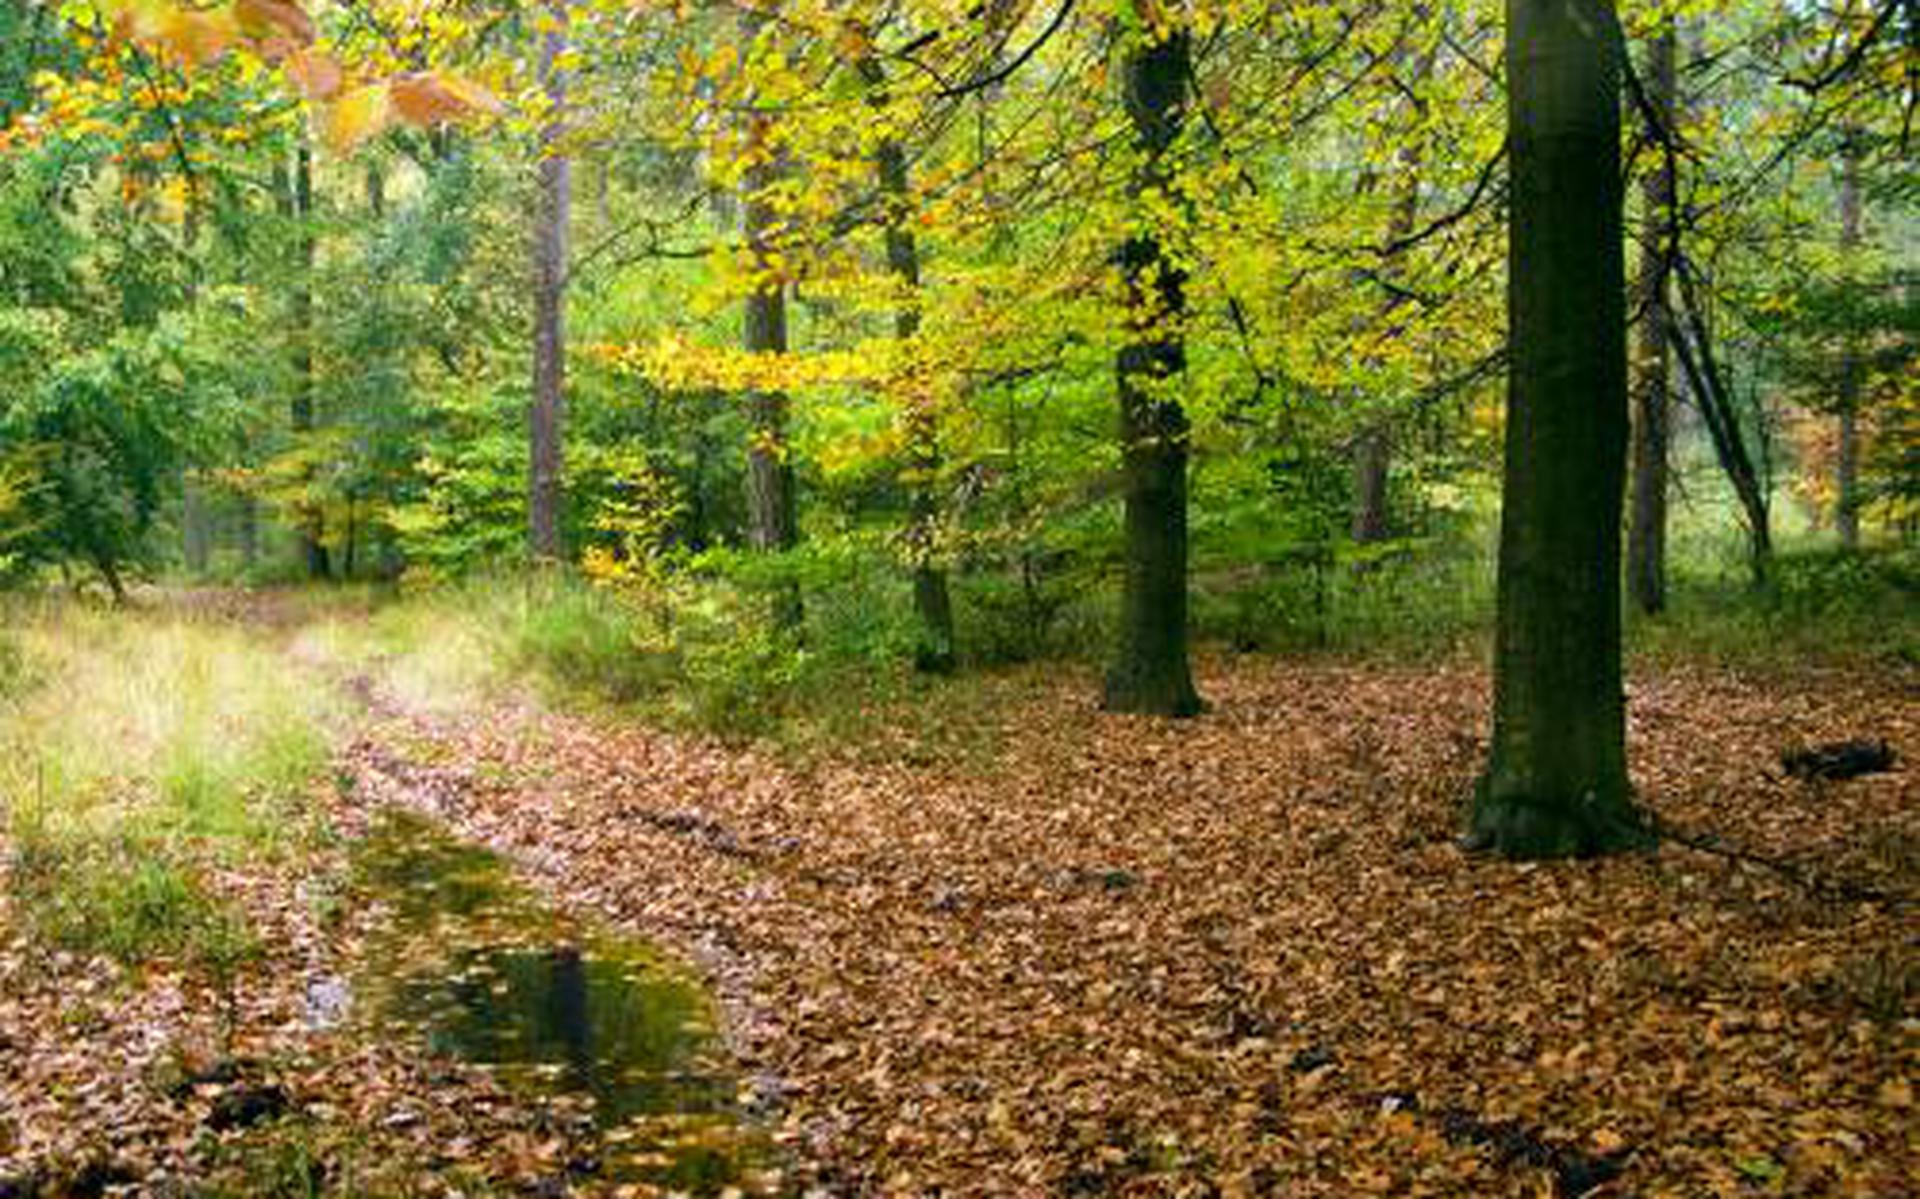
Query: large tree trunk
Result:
<box><xmin>528</xmin><ymin>0</ymin><xmax>570</xmax><ymax>564</ymax></box>
<box><xmin>1472</xmin><ymin>0</ymin><xmax>1643</xmax><ymax>857</ymax></box>
<box><xmin>1628</xmin><ymin>24</ymin><xmax>1676</xmax><ymax>617</ymax></box>
<box><xmin>1103</xmin><ymin>13</ymin><xmax>1201</xmax><ymax>718</ymax></box>
<box><xmin>1835</xmin><ymin>138</ymin><xmax>1862</xmax><ymax>548</ymax></box>
<box><xmin>859</xmin><ymin>53</ymin><xmax>956</xmax><ymax>673</ymax></box>
<box><xmin>289</xmin><ymin>141</ymin><xmax>330</xmax><ymax>580</ymax></box>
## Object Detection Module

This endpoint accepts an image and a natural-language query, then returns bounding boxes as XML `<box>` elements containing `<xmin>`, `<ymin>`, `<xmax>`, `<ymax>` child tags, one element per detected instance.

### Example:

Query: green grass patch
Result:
<box><xmin>1630</xmin><ymin>546</ymin><xmax>1919</xmax><ymax>671</ymax></box>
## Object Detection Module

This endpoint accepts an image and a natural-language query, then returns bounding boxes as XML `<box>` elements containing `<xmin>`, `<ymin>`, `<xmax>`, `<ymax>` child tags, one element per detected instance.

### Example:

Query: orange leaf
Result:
<box><xmin>389</xmin><ymin>75</ymin><xmax>466</xmax><ymax>127</ymax></box>
<box><xmin>324</xmin><ymin>83</ymin><xmax>390</xmax><ymax>152</ymax></box>
<box><xmin>284</xmin><ymin>48</ymin><xmax>343</xmax><ymax>101</ymax></box>
<box><xmin>155</xmin><ymin>8</ymin><xmax>238</xmax><ymax>68</ymax></box>
<box><xmin>235</xmin><ymin>0</ymin><xmax>315</xmax><ymax>45</ymax></box>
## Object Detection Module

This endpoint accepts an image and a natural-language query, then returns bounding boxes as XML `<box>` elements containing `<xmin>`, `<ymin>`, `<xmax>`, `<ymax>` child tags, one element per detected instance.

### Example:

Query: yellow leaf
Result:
<box><xmin>155</xmin><ymin>8</ymin><xmax>239</xmax><ymax>67</ymax></box>
<box><xmin>435</xmin><ymin>73</ymin><xmax>506</xmax><ymax>116</ymax></box>
<box><xmin>324</xmin><ymin>83</ymin><xmax>390</xmax><ymax>152</ymax></box>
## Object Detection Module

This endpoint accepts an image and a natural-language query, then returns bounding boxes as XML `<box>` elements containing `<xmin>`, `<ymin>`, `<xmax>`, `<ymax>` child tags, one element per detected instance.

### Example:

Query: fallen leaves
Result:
<box><xmin>332</xmin><ymin>652</ymin><xmax>1912</xmax><ymax>1195</ymax></box>
<box><xmin>3</xmin><ymin>633</ymin><xmax>1914</xmax><ymax>1195</ymax></box>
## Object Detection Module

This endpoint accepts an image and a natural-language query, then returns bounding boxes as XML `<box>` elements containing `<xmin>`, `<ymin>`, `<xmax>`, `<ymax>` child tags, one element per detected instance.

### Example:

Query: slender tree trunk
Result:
<box><xmin>1352</xmin><ymin>28</ymin><xmax>1434</xmax><ymax>547</ymax></box>
<box><xmin>183</xmin><ymin>479</ymin><xmax>211</xmax><ymax>575</ymax></box>
<box><xmin>1835</xmin><ymin>138</ymin><xmax>1862</xmax><ymax>548</ymax></box>
<box><xmin>238</xmin><ymin>494</ymin><xmax>258</xmax><ymax>569</ymax></box>
<box><xmin>1628</xmin><ymin>24</ymin><xmax>1676</xmax><ymax>616</ymax></box>
<box><xmin>289</xmin><ymin>141</ymin><xmax>330</xmax><ymax>580</ymax></box>
<box><xmin>859</xmin><ymin>53</ymin><xmax>956</xmax><ymax>672</ymax></box>
<box><xmin>1103</xmin><ymin>13</ymin><xmax>1201</xmax><ymax>718</ymax></box>
<box><xmin>739</xmin><ymin>11</ymin><xmax>801</xmax><ymax>630</ymax></box>
<box><xmin>1667</xmin><ymin>260</ymin><xmax>1772</xmax><ymax>585</ymax></box>
<box><xmin>529</xmin><ymin>0</ymin><xmax>571</xmax><ymax>564</ymax></box>
<box><xmin>1472</xmin><ymin>0</ymin><xmax>1643</xmax><ymax>857</ymax></box>
<box><xmin>1351</xmin><ymin>170</ymin><xmax>1422</xmax><ymax>546</ymax></box>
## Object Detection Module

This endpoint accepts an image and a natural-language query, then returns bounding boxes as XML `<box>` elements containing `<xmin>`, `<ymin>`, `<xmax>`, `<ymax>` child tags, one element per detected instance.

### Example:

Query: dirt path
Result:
<box><xmin>328</xmin><ymin>648</ymin><xmax>1918</xmax><ymax>1196</ymax></box>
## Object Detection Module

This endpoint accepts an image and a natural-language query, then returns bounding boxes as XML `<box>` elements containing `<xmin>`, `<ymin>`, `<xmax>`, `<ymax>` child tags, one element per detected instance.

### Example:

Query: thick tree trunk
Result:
<box><xmin>1103</xmin><ymin>14</ymin><xmax>1201</xmax><ymax>718</ymax></box>
<box><xmin>1472</xmin><ymin>0</ymin><xmax>1643</xmax><ymax>857</ymax></box>
<box><xmin>1628</xmin><ymin>25</ymin><xmax>1676</xmax><ymax>616</ymax></box>
<box><xmin>529</xmin><ymin>0</ymin><xmax>570</xmax><ymax>564</ymax></box>
<box><xmin>289</xmin><ymin>142</ymin><xmax>330</xmax><ymax>580</ymax></box>
<box><xmin>1835</xmin><ymin>140</ymin><xmax>1861</xmax><ymax>548</ymax></box>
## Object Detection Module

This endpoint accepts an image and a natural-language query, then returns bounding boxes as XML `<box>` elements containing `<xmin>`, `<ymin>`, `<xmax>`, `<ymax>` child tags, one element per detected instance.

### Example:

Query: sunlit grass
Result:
<box><xmin>0</xmin><ymin>600</ymin><xmax>334</xmax><ymax>962</ymax></box>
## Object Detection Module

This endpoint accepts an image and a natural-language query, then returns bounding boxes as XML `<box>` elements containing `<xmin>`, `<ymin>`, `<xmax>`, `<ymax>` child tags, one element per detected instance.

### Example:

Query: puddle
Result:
<box><xmin>349</xmin><ymin>809</ymin><xmax>777</xmax><ymax>1191</ymax></box>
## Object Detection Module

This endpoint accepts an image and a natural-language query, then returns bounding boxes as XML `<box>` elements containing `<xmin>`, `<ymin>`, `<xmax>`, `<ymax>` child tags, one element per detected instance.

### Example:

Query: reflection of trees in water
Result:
<box><xmin>547</xmin><ymin>944</ymin><xmax>593</xmax><ymax>1082</ymax></box>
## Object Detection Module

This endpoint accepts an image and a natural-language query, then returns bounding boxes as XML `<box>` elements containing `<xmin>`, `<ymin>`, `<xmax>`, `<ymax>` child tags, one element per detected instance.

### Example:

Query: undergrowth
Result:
<box><xmin>300</xmin><ymin>526</ymin><xmax>1913</xmax><ymax>761</ymax></box>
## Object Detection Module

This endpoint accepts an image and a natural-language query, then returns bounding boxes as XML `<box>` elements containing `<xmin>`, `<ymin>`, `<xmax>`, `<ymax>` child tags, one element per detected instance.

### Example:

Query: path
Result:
<box><xmin>318</xmin><ymin>633</ymin><xmax>1918</xmax><ymax>1196</ymax></box>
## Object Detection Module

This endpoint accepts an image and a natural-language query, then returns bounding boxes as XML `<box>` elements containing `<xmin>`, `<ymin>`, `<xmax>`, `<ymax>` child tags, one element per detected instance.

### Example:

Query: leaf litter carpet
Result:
<box><xmin>338</xmin><ymin>656</ymin><xmax>1915</xmax><ymax>1196</ymax></box>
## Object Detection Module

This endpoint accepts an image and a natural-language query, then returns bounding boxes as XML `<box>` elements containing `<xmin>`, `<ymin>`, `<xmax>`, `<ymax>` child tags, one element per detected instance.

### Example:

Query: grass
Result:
<box><xmin>0</xmin><ymin>599</ymin><xmax>334</xmax><ymax>964</ymax></box>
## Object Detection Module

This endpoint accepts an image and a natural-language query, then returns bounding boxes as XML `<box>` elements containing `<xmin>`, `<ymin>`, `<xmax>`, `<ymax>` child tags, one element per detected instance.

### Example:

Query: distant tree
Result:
<box><xmin>855</xmin><ymin>45</ymin><xmax>955</xmax><ymax>673</ymax></box>
<box><xmin>530</xmin><ymin>0</ymin><xmax>570</xmax><ymax>564</ymax></box>
<box><xmin>1834</xmin><ymin>136</ymin><xmax>1863</xmax><ymax>548</ymax></box>
<box><xmin>1471</xmin><ymin>0</ymin><xmax>1646</xmax><ymax>857</ymax></box>
<box><xmin>1628</xmin><ymin>22</ymin><xmax>1676</xmax><ymax>616</ymax></box>
<box><xmin>738</xmin><ymin>11</ymin><xmax>800</xmax><ymax>631</ymax></box>
<box><xmin>286</xmin><ymin>139</ymin><xmax>330</xmax><ymax>580</ymax></box>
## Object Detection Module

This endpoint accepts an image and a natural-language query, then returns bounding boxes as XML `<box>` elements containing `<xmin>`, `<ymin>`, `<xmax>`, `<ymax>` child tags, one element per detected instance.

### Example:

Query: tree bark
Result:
<box><xmin>1835</xmin><ymin>138</ymin><xmax>1861</xmax><ymax>548</ymax></box>
<box><xmin>1103</xmin><ymin>12</ymin><xmax>1202</xmax><ymax>718</ymax></box>
<box><xmin>528</xmin><ymin>0</ymin><xmax>571</xmax><ymax>565</ymax></box>
<box><xmin>740</xmin><ymin>12</ymin><xmax>801</xmax><ymax>630</ymax></box>
<box><xmin>1472</xmin><ymin>0</ymin><xmax>1643</xmax><ymax>857</ymax></box>
<box><xmin>289</xmin><ymin>141</ymin><xmax>330</xmax><ymax>580</ymax></box>
<box><xmin>1628</xmin><ymin>24</ymin><xmax>1676</xmax><ymax>616</ymax></box>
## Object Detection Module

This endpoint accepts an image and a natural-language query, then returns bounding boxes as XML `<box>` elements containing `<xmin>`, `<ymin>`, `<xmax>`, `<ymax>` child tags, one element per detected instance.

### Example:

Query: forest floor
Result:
<box><xmin>2</xmin><ymin>596</ymin><xmax>1915</xmax><ymax>1197</ymax></box>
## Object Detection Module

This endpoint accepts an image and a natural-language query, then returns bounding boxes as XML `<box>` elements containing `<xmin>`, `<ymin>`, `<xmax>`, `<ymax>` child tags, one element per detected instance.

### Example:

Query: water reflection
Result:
<box><xmin>350</xmin><ymin>809</ymin><xmax>773</xmax><ymax>1191</ymax></box>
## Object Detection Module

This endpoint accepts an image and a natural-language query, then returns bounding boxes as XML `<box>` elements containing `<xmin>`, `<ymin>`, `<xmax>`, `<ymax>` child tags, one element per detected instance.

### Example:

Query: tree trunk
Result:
<box><xmin>1628</xmin><ymin>24</ymin><xmax>1676</xmax><ymax>616</ymax></box>
<box><xmin>1472</xmin><ymin>0</ymin><xmax>1643</xmax><ymax>857</ymax></box>
<box><xmin>859</xmin><ymin>53</ymin><xmax>956</xmax><ymax>673</ymax></box>
<box><xmin>1351</xmin><ymin>30</ymin><xmax>1434</xmax><ymax>547</ymax></box>
<box><xmin>529</xmin><ymin>0</ymin><xmax>570</xmax><ymax>564</ymax></box>
<box><xmin>1667</xmin><ymin>259</ymin><xmax>1772</xmax><ymax>585</ymax></box>
<box><xmin>238</xmin><ymin>493</ymin><xmax>258</xmax><ymax>569</ymax></box>
<box><xmin>739</xmin><ymin>13</ymin><xmax>801</xmax><ymax>630</ymax></box>
<box><xmin>1103</xmin><ymin>13</ymin><xmax>1202</xmax><ymax>718</ymax></box>
<box><xmin>182</xmin><ymin>479</ymin><xmax>211</xmax><ymax>576</ymax></box>
<box><xmin>289</xmin><ymin>141</ymin><xmax>330</xmax><ymax>580</ymax></box>
<box><xmin>1835</xmin><ymin>138</ymin><xmax>1861</xmax><ymax>548</ymax></box>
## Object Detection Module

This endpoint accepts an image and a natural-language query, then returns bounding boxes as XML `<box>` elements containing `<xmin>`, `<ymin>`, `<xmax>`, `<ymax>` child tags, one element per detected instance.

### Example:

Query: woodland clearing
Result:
<box><xmin>3</xmin><ymin>600</ymin><xmax>1911</xmax><ymax>1197</ymax></box>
